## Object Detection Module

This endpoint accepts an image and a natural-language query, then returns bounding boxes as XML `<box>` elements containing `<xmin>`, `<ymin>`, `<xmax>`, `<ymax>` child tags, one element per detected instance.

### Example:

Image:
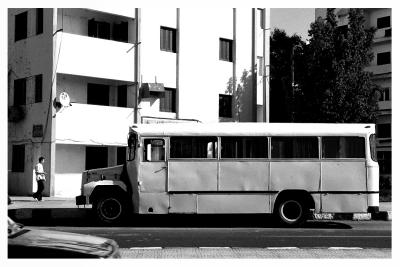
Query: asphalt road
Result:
<box><xmin>27</xmin><ymin>215</ymin><xmax>391</xmax><ymax>249</ymax></box>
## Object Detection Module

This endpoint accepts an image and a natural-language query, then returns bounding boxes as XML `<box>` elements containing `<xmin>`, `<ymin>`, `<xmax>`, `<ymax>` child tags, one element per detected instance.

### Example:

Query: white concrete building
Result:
<box><xmin>315</xmin><ymin>8</ymin><xmax>392</xmax><ymax>182</ymax></box>
<box><xmin>8</xmin><ymin>8</ymin><xmax>270</xmax><ymax>197</ymax></box>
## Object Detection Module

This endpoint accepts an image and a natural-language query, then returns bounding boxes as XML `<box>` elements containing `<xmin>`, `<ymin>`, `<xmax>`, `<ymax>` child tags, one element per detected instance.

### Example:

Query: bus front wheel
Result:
<box><xmin>93</xmin><ymin>194</ymin><xmax>126</xmax><ymax>225</ymax></box>
<box><xmin>275</xmin><ymin>198</ymin><xmax>307</xmax><ymax>227</ymax></box>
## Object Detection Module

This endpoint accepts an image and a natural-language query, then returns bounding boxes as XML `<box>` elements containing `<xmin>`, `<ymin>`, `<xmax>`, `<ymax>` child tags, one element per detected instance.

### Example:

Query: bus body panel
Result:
<box><xmin>321</xmin><ymin>161</ymin><xmax>366</xmax><ymax>191</ymax></box>
<box><xmin>219</xmin><ymin>161</ymin><xmax>269</xmax><ymax>191</ymax></box>
<box><xmin>367</xmin><ymin>164</ymin><xmax>379</xmax><ymax>208</ymax></box>
<box><xmin>139</xmin><ymin>192</ymin><xmax>169</xmax><ymax>214</ymax></box>
<box><xmin>169</xmin><ymin>194</ymin><xmax>197</xmax><ymax>213</ymax></box>
<box><xmin>321</xmin><ymin>194</ymin><xmax>368</xmax><ymax>213</ymax></box>
<box><xmin>168</xmin><ymin>161</ymin><xmax>218</xmax><ymax>191</ymax></box>
<box><xmin>270</xmin><ymin>162</ymin><xmax>320</xmax><ymax>191</ymax></box>
<box><xmin>139</xmin><ymin>161</ymin><xmax>167</xmax><ymax>192</ymax></box>
<box><xmin>197</xmin><ymin>194</ymin><xmax>270</xmax><ymax>213</ymax></box>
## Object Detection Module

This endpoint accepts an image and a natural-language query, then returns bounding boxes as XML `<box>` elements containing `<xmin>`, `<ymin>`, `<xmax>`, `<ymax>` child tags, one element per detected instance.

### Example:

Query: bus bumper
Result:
<box><xmin>368</xmin><ymin>206</ymin><xmax>379</xmax><ymax>214</ymax></box>
<box><xmin>76</xmin><ymin>195</ymin><xmax>88</xmax><ymax>206</ymax></box>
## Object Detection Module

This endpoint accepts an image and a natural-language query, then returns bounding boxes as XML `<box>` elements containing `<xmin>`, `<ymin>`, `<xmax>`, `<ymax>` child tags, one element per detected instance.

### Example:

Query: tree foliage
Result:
<box><xmin>295</xmin><ymin>8</ymin><xmax>378</xmax><ymax>123</ymax></box>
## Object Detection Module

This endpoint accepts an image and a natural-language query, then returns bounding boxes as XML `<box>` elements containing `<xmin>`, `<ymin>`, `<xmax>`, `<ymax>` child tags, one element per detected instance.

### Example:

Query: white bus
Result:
<box><xmin>76</xmin><ymin>123</ymin><xmax>379</xmax><ymax>226</ymax></box>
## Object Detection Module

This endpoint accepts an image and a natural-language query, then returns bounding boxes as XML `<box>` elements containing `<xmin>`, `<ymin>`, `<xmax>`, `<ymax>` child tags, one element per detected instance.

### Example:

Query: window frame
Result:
<box><xmin>11</xmin><ymin>144</ymin><xmax>25</xmax><ymax>173</ymax></box>
<box><xmin>219</xmin><ymin>94</ymin><xmax>232</xmax><ymax>118</ymax></box>
<box><xmin>159</xmin><ymin>88</ymin><xmax>176</xmax><ymax>113</ymax></box>
<box><xmin>36</xmin><ymin>8</ymin><xmax>43</xmax><ymax>35</ymax></box>
<box><xmin>271</xmin><ymin>136</ymin><xmax>319</xmax><ymax>159</ymax></box>
<box><xmin>143</xmin><ymin>138</ymin><xmax>166</xmax><ymax>162</ymax></box>
<box><xmin>219</xmin><ymin>38</ymin><xmax>233</xmax><ymax>62</ymax></box>
<box><xmin>15</xmin><ymin>11</ymin><xmax>28</xmax><ymax>42</ymax></box>
<box><xmin>321</xmin><ymin>136</ymin><xmax>366</xmax><ymax>159</ymax></box>
<box><xmin>14</xmin><ymin>78</ymin><xmax>27</xmax><ymax>106</ymax></box>
<box><xmin>160</xmin><ymin>26</ymin><xmax>177</xmax><ymax>53</ymax></box>
<box><xmin>220</xmin><ymin>136</ymin><xmax>269</xmax><ymax>159</ymax></box>
<box><xmin>169</xmin><ymin>136</ymin><xmax>218</xmax><ymax>160</ymax></box>
<box><xmin>377</xmin><ymin>16</ymin><xmax>391</xmax><ymax>29</ymax></box>
<box><xmin>35</xmin><ymin>74</ymin><xmax>43</xmax><ymax>103</ymax></box>
<box><xmin>377</xmin><ymin>52</ymin><xmax>391</xmax><ymax>65</ymax></box>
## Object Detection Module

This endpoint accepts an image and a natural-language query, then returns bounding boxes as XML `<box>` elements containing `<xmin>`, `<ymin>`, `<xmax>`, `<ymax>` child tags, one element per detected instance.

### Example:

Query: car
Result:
<box><xmin>8</xmin><ymin>217</ymin><xmax>121</xmax><ymax>258</ymax></box>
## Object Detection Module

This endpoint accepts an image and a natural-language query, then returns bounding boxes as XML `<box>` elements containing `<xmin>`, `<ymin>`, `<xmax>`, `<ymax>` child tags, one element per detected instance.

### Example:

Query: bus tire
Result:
<box><xmin>93</xmin><ymin>193</ymin><xmax>126</xmax><ymax>225</ymax></box>
<box><xmin>275</xmin><ymin>197</ymin><xmax>307</xmax><ymax>227</ymax></box>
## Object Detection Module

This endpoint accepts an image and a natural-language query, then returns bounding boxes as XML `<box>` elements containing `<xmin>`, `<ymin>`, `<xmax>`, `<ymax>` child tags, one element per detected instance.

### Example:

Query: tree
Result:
<box><xmin>296</xmin><ymin>8</ymin><xmax>378</xmax><ymax>123</ymax></box>
<box><xmin>269</xmin><ymin>29</ymin><xmax>305</xmax><ymax>122</ymax></box>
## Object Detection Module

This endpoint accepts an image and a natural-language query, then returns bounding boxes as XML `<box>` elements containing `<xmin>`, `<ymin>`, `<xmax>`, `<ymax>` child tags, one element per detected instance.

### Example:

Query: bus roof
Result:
<box><xmin>130</xmin><ymin>123</ymin><xmax>375</xmax><ymax>137</ymax></box>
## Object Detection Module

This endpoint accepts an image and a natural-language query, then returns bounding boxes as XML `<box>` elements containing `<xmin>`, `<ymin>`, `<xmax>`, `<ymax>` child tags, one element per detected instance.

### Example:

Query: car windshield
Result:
<box><xmin>8</xmin><ymin>217</ymin><xmax>24</xmax><ymax>237</ymax></box>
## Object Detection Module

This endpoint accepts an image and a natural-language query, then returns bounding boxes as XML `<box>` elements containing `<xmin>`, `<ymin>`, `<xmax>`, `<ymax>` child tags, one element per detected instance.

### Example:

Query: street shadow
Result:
<box><xmin>9</xmin><ymin>209</ymin><xmax>352</xmax><ymax>229</ymax></box>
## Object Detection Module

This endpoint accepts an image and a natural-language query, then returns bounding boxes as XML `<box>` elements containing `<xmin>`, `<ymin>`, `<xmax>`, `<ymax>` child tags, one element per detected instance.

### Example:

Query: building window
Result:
<box><xmin>160</xmin><ymin>88</ymin><xmax>176</xmax><ymax>113</ymax></box>
<box><xmin>379</xmin><ymin>87</ymin><xmax>390</xmax><ymax>101</ymax></box>
<box><xmin>377</xmin><ymin>16</ymin><xmax>390</xmax><ymax>29</ymax></box>
<box><xmin>219</xmin><ymin>94</ymin><xmax>232</xmax><ymax>118</ymax></box>
<box><xmin>385</xmin><ymin>28</ymin><xmax>391</xmax><ymax>37</ymax></box>
<box><xmin>88</xmin><ymin>19</ymin><xmax>111</xmax><ymax>40</ymax></box>
<box><xmin>14</xmin><ymin>78</ymin><xmax>26</xmax><ymax>106</ymax></box>
<box><xmin>12</xmin><ymin>144</ymin><xmax>25</xmax><ymax>172</ymax></box>
<box><xmin>170</xmin><ymin>137</ymin><xmax>217</xmax><ymax>159</ymax></box>
<box><xmin>35</xmin><ymin>74</ymin><xmax>42</xmax><ymax>103</ymax></box>
<box><xmin>113</xmin><ymin>21</ymin><xmax>128</xmax><ymax>42</ymax></box>
<box><xmin>143</xmin><ymin>139</ymin><xmax>165</xmax><ymax>162</ymax></box>
<box><xmin>221</xmin><ymin>137</ymin><xmax>268</xmax><ymax>158</ymax></box>
<box><xmin>117</xmin><ymin>85</ymin><xmax>127</xmax><ymax>107</ymax></box>
<box><xmin>322</xmin><ymin>137</ymin><xmax>365</xmax><ymax>158</ymax></box>
<box><xmin>160</xmin><ymin>26</ymin><xmax>177</xmax><ymax>53</ymax></box>
<box><xmin>377</xmin><ymin>52</ymin><xmax>391</xmax><ymax>65</ymax></box>
<box><xmin>15</xmin><ymin>11</ymin><xmax>28</xmax><ymax>42</ymax></box>
<box><xmin>87</xmin><ymin>83</ymin><xmax>109</xmax><ymax>106</ymax></box>
<box><xmin>271</xmin><ymin>137</ymin><xmax>319</xmax><ymax>158</ymax></box>
<box><xmin>36</xmin><ymin>8</ymin><xmax>43</xmax><ymax>35</ymax></box>
<box><xmin>219</xmin><ymin>38</ymin><xmax>233</xmax><ymax>62</ymax></box>
<box><xmin>378</xmin><ymin>151</ymin><xmax>391</xmax><ymax>174</ymax></box>
<box><xmin>86</xmin><ymin>147</ymin><xmax>108</xmax><ymax>170</ymax></box>
<box><xmin>377</xmin><ymin>123</ymin><xmax>391</xmax><ymax>138</ymax></box>
<box><xmin>117</xmin><ymin>147</ymin><xmax>126</xmax><ymax>165</ymax></box>
<box><xmin>32</xmin><ymin>124</ymin><xmax>44</xmax><ymax>138</ymax></box>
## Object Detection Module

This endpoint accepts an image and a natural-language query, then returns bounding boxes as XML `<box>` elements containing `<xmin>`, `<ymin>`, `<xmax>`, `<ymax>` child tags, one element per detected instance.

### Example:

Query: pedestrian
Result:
<box><xmin>33</xmin><ymin>156</ymin><xmax>46</xmax><ymax>201</ymax></box>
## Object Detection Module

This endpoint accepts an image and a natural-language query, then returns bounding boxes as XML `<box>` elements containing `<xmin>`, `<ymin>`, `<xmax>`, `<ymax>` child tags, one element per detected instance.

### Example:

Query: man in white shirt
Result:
<box><xmin>33</xmin><ymin>156</ymin><xmax>46</xmax><ymax>201</ymax></box>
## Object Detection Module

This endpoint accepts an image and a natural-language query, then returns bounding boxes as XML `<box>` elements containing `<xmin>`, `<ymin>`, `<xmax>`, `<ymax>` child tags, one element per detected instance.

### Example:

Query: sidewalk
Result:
<box><xmin>7</xmin><ymin>196</ymin><xmax>392</xmax><ymax>222</ymax></box>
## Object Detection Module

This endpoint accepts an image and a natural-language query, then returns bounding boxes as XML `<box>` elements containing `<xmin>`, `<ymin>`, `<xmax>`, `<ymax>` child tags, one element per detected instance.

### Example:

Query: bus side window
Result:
<box><xmin>144</xmin><ymin>139</ymin><xmax>165</xmax><ymax>162</ymax></box>
<box><xmin>322</xmin><ymin>137</ymin><xmax>365</xmax><ymax>158</ymax></box>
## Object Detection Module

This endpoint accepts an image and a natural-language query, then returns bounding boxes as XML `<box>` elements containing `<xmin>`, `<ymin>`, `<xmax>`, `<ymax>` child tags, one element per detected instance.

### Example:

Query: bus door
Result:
<box><xmin>138</xmin><ymin>138</ymin><xmax>169</xmax><ymax>214</ymax></box>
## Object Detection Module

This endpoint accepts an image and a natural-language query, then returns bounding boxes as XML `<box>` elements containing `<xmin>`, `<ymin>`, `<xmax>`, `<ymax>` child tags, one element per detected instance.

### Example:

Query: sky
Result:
<box><xmin>270</xmin><ymin>8</ymin><xmax>316</xmax><ymax>42</ymax></box>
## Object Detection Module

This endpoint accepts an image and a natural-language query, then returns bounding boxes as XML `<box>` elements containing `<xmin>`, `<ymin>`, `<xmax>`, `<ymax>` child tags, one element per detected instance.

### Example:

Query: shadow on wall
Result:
<box><xmin>225</xmin><ymin>69</ymin><xmax>254</xmax><ymax>122</ymax></box>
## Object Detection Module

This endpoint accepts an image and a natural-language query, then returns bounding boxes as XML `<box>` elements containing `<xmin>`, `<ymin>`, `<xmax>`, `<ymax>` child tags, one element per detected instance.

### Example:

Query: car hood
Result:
<box><xmin>9</xmin><ymin>228</ymin><xmax>118</xmax><ymax>258</ymax></box>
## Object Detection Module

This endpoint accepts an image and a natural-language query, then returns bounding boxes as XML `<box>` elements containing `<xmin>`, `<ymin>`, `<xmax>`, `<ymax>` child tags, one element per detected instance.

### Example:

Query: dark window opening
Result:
<box><xmin>219</xmin><ymin>94</ymin><xmax>232</xmax><ymax>118</ymax></box>
<box><xmin>221</xmin><ymin>137</ymin><xmax>268</xmax><ymax>158</ymax></box>
<box><xmin>377</xmin><ymin>16</ymin><xmax>390</xmax><ymax>29</ymax></box>
<box><xmin>377</xmin><ymin>52</ymin><xmax>391</xmax><ymax>65</ymax></box>
<box><xmin>88</xmin><ymin>19</ymin><xmax>111</xmax><ymax>40</ymax></box>
<box><xmin>378</xmin><ymin>87</ymin><xmax>390</xmax><ymax>101</ymax></box>
<box><xmin>322</xmin><ymin>136</ymin><xmax>365</xmax><ymax>158</ymax></box>
<box><xmin>117</xmin><ymin>147</ymin><xmax>126</xmax><ymax>165</ymax></box>
<box><xmin>15</xmin><ymin>11</ymin><xmax>28</xmax><ymax>42</ymax></box>
<box><xmin>378</xmin><ymin>151</ymin><xmax>391</xmax><ymax>174</ymax></box>
<box><xmin>377</xmin><ymin>124</ymin><xmax>391</xmax><ymax>138</ymax></box>
<box><xmin>143</xmin><ymin>139</ymin><xmax>165</xmax><ymax>162</ymax></box>
<box><xmin>12</xmin><ymin>144</ymin><xmax>25</xmax><ymax>172</ymax></box>
<box><xmin>32</xmin><ymin>124</ymin><xmax>43</xmax><ymax>138</ymax></box>
<box><xmin>36</xmin><ymin>8</ymin><xmax>43</xmax><ymax>35</ymax></box>
<box><xmin>35</xmin><ymin>74</ymin><xmax>43</xmax><ymax>103</ymax></box>
<box><xmin>87</xmin><ymin>83</ymin><xmax>109</xmax><ymax>106</ymax></box>
<box><xmin>160</xmin><ymin>88</ymin><xmax>176</xmax><ymax>112</ymax></box>
<box><xmin>160</xmin><ymin>26</ymin><xmax>177</xmax><ymax>53</ymax></box>
<box><xmin>170</xmin><ymin>137</ymin><xmax>217</xmax><ymax>159</ymax></box>
<box><xmin>113</xmin><ymin>21</ymin><xmax>129</xmax><ymax>42</ymax></box>
<box><xmin>271</xmin><ymin>137</ymin><xmax>319</xmax><ymax>158</ymax></box>
<box><xmin>219</xmin><ymin>38</ymin><xmax>233</xmax><ymax>62</ymax></box>
<box><xmin>85</xmin><ymin>146</ymin><xmax>108</xmax><ymax>170</ymax></box>
<box><xmin>384</xmin><ymin>28</ymin><xmax>391</xmax><ymax>37</ymax></box>
<box><xmin>14</xmin><ymin>78</ymin><xmax>26</xmax><ymax>106</ymax></box>
<box><xmin>117</xmin><ymin>85</ymin><xmax>127</xmax><ymax>107</ymax></box>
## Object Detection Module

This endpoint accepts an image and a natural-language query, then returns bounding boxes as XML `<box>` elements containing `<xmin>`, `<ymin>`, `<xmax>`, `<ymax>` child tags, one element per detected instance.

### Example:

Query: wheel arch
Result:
<box><xmin>89</xmin><ymin>185</ymin><xmax>129</xmax><ymax>205</ymax></box>
<box><xmin>273</xmin><ymin>189</ymin><xmax>315</xmax><ymax>213</ymax></box>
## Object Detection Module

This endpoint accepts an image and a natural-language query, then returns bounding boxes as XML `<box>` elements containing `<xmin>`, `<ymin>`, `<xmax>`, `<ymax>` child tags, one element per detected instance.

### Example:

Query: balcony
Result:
<box><xmin>56</xmin><ymin>32</ymin><xmax>135</xmax><ymax>82</ymax></box>
<box><xmin>55</xmin><ymin>103</ymin><xmax>134</xmax><ymax>146</ymax></box>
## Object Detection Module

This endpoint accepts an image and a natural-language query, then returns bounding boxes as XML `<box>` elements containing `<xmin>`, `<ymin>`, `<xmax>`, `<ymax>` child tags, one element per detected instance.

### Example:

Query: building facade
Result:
<box><xmin>315</xmin><ymin>8</ymin><xmax>392</xmax><ymax>185</ymax></box>
<box><xmin>8</xmin><ymin>8</ymin><xmax>270</xmax><ymax>197</ymax></box>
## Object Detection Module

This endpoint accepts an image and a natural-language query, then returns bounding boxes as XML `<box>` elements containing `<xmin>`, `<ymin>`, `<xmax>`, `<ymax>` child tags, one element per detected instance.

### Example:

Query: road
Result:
<box><xmin>26</xmin><ymin>215</ymin><xmax>391</xmax><ymax>249</ymax></box>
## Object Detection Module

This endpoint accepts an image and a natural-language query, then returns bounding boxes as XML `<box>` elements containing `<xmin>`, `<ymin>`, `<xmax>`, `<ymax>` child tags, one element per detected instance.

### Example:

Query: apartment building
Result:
<box><xmin>315</xmin><ymin>8</ymin><xmax>392</xmax><ymax>183</ymax></box>
<box><xmin>8</xmin><ymin>8</ymin><xmax>270</xmax><ymax>197</ymax></box>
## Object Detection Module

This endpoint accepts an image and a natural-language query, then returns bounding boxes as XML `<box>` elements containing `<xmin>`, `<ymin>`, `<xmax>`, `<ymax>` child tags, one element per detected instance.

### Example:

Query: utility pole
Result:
<box><xmin>134</xmin><ymin>8</ymin><xmax>141</xmax><ymax>124</ymax></box>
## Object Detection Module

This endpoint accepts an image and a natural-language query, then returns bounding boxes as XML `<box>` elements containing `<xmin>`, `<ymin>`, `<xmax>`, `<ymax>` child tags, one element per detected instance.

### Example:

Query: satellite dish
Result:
<box><xmin>59</xmin><ymin>92</ymin><xmax>70</xmax><ymax>107</ymax></box>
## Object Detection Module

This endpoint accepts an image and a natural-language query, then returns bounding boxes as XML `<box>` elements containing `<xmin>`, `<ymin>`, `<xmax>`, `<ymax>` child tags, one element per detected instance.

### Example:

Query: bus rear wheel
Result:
<box><xmin>275</xmin><ymin>198</ymin><xmax>307</xmax><ymax>227</ymax></box>
<box><xmin>93</xmin><ymin>194</ymin><xmax>126</xmax><ymax>225</ymax></box>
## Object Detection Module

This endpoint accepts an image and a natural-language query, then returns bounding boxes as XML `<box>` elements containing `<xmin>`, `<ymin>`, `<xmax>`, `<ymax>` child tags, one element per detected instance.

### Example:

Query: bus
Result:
<box><xmin>76</xmin><ymin>123</ymin><xmax>379</xmax><ymax>226</ymax></box>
